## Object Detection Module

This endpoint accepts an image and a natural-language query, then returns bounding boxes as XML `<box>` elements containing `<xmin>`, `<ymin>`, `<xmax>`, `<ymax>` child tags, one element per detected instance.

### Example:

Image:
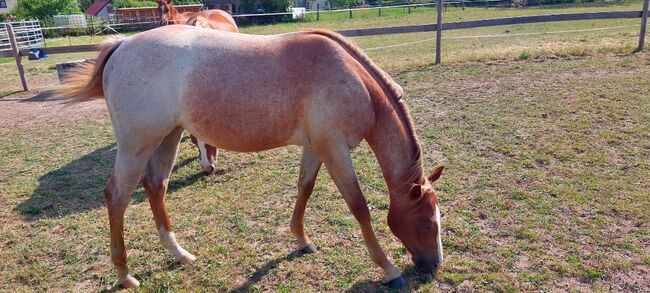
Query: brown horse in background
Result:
<box><xmin>56</xmin><ymin>26</ymin><xmax>444</xmax><ymax>289</ymax></box>
<box><xmin>156</xmin><ymin>0</ymin><xmax>239</xmax><ymax>173</ymax></box>
<box><xmin>156</xmin><ymin>0</ymin><xmax>238</xmax><ymax>32</ymax></box>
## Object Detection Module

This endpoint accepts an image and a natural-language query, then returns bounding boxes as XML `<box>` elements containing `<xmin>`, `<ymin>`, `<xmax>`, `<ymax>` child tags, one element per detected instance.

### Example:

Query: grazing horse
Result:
<box><xmin>156</xmin><ymin>0</ymin><xmax>238</xmax><ymax>32</ymax></box>
<box><xmin>156</xmin><ymin>0</ymin><xmax>239</xmax><ymax>173</ymax></box>
<box><xmin>57</xmin><ymin>26</ymin><xmax>445</xmax><ymax>289</ymax></box>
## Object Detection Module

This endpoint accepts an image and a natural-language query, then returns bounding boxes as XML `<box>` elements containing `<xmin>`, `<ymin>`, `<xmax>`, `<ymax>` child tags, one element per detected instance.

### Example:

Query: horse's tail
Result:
<box><xmin>55</xmin><ymin>36</ymin><xmax>125</xmax><ymax>103</ymax></box>
<box><xmin>305</xmin><ymin>29</ymin><xmax>404</xmax><ymax>101</ymax></box>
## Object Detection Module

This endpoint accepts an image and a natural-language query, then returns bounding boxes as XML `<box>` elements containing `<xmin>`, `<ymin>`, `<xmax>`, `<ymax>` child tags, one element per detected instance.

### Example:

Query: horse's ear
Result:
<box><xmin>428</xmin><ymin>166</ymin><xmax>444</xmax><ymax>183</ymax></box>
<box><xmin>409</xmin><ymin>184</ymin><xmax>423</xmax><ymax>200</ymax></box>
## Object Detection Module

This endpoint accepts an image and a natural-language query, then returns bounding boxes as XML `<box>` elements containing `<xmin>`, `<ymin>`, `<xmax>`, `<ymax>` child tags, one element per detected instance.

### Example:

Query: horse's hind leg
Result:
<box><xmin>290</xmin><ymin>147</ymin><xmax>322</xmax><ymax>253</ymax></box>
<box><xmin>142</xmin><ymin>127</ymin><xmax>196</xmax><ymax>264</ymax></box>
<box><xmin>317</xmin><ymin>142</ymin><xmax>402</xmax><ymax>284</ymax></box>
<box><xmin>105</xmin><ymin>139</ymin><xmax>162</xmax><ymax>288</ymax></box>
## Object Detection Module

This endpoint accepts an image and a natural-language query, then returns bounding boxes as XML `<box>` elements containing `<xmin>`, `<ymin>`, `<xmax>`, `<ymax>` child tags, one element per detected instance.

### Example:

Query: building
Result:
<box><xmin>84</xmin><ymin>0</ymin><xmax>116</xmax><ymax>20</ymax></box>
<box><xmin>0</xmin><ymin>0</ymin><xmax>18</xmax><ymax>14</ymax></box>
<box><xmin>299</xmin><ymin>0</ymin><xmax>331</xmax><ymax>11</ymax></box>
<box><xmin>204</xmin><ymin>0</ymin><xmax>240</xmax><ymax>14</ymax></box>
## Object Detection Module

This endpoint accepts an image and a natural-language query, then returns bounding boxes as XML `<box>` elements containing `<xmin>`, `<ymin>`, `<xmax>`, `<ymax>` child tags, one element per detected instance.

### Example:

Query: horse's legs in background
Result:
<box><xmin>190</xmin><ymin>134</ymin><xmax>217</xmax><ymax>173</ymax></box>
<box><xmin>290</xmin><ymin>147</ymin><xmax>322</xmax><ymax>252</ymax></box>
<box><xmin>142</xmin><ymin>127</ymin><xmax>196</xmax><ymax>263</ymax></box>
<box><xmin>318</xmin><ymin>142</ymin><xmax>402</xmax><ymax>283</ymax></box>
<box><xmin>104</xmin><ymin>139</ymin><xmax>161</xmax><ymax>288</ymax></box>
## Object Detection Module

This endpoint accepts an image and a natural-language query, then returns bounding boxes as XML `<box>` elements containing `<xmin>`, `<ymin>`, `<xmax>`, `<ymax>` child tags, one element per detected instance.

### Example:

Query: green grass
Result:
<box><xmin>0</xmin><ymin>1</ymin><xmax>649</xmax><ymax>291</ymax></box>
<box><xmin>1</xmin><ymin>48</ymin><xmax>648</xmax><ymax>293</ymax></box>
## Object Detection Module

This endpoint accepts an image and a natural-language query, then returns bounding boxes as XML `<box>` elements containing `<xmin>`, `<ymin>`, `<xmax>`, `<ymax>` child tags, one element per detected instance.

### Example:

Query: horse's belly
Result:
<box><xmin>190</xmin><ymin>121</ymin><xmax>306</xmax><ymax>153</ymax></box>
<box><xmin>182</xmin><ymin>93</ymin><xmax>307</xmax><ymax>153</ymax></box>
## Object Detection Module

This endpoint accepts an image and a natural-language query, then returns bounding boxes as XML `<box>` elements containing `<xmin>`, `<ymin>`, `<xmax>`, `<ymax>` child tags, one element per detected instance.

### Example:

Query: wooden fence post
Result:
<box><xmin>350</xmin><ymin>9</ymin><xmax>353</xmax><ymax>19</ymax></box>
<box><xmin>435</xmin><ymin>0</ymin><xmax>443</xmax><ymax>64</ymax></box>
<box><xmin>637</xmin><ymin>0</ymin><xmax>649</xmax><ymax>51</ymax></box>
<box><xmin>6</xmin><ymin>24</ymin><xmax>29</xmax><ymax>91</ymax></box>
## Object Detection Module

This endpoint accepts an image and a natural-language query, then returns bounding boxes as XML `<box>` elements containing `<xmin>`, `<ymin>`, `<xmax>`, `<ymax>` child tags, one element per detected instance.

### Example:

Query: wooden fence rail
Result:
<box><xmin>337</xmin><ymin>10</ymin><xmax>645</xmax><ymax>36</ymax></box>
<box><xmin>2</xmin><ymin>4</ymin><xmax>649</xmax><ymax>90</ymax></box>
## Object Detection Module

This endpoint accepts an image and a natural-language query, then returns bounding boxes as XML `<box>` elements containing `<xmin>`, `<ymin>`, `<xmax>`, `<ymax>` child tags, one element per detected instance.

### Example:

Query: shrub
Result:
<box><xmin>14</xmin><ymin>0</ymin><xmax>81</xmax><ymax>21</ymax></box>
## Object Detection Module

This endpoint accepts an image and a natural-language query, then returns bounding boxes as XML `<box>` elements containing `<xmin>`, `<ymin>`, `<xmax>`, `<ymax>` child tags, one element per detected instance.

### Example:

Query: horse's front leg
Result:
<box><xmin>290</xmin><ymin>147</ymin><xmax>322</xmax><ymax>253</ymax></box>
<box><xmin>317</xmin><ymin>143</ymin><xmax>404</xmax><ymax>288</ymax></box>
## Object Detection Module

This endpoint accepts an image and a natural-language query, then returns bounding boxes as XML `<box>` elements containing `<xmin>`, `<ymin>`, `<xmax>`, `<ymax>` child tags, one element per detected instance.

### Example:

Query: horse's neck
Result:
<box><xmin>366</xmin><ymin>97</ymin><xmax>424</xmax><ymax>196</ymax></box>
<box><xmin>169</xmin><ymin>7</ymin><xmax>184</xmax><ymax>23</ymax></box>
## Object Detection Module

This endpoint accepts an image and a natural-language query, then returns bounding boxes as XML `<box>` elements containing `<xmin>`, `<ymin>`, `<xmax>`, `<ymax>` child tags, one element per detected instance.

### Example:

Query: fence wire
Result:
<box><xmin>363</xmin><ymin>24</ymin><xmax>639</xmax><ymax>51</ymax></box>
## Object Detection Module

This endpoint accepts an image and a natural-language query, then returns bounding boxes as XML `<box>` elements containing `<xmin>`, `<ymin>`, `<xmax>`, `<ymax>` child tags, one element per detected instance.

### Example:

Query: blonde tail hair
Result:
<box><xmin>55</xmin><ymin>36</ymin><xmax>125</xmax><ymax>103</ymax></box>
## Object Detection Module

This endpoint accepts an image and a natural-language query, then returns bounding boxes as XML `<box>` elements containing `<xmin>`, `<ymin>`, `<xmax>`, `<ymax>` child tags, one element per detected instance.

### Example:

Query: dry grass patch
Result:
<box><xmin>1</xmin><ymin>51</ymin><xmax>648</xmax><ymax>291</ymax></box>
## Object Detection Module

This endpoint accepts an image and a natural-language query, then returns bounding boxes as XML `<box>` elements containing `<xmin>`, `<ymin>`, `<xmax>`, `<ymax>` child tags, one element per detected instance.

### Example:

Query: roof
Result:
<box><xmin>85</xmin><ymin>0</ymin><xmax>112</xmax><ymax>16</ymax></box>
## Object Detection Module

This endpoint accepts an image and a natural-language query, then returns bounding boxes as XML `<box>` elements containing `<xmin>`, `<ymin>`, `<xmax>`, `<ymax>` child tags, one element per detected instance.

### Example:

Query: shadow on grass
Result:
<box><xmin>227</xmin><ymin>250</ymin><xmax>434</xmax><ymax>293</ymax></box>
<box><xmin>14</xmin><ymin>144</ymin><xmax>205</xmax><ymax>220</ymax></box>
<box><xmin>20</xmin><ymin>90</ymin><xmax>57</xmax><ymax>103</ymax></box>
<box><xmin>0</xmin><ymin>90</ymin><xmax>24</xmax><ymax>99</ymax></box>
<box><xmin>345</xmin><ymin>266</ymin><xmax>435</xmax><ymax>293</ymax></box>
<box><xmin>228</xmin><ymin>250</ymin><xmax>307</xmax><ymax>293</ymax></box>
<box><xmin>99</xmin><ymin>262</ymin><xmax>184</xmax><ymax>293</ymax></box>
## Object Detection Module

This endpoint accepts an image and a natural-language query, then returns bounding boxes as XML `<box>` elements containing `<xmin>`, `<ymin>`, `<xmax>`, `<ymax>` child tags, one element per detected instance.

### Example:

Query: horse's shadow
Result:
<box><xmin>227</xmin><ymin>250</ymin><xmax>433</xmax><ymax>293</ymax></box>
<box><xmin>344</xmin><ymin>266</ymin><xmax>433</xmax><ymax>292</ymax></box>
<box><xmin>15</xmin><ymin>143</ymin><xmax>203</xmax><ymax>220</ymax></box>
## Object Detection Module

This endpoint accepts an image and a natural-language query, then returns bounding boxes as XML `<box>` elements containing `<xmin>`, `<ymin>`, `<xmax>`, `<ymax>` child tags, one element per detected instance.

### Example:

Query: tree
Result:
<box><xmin>329</xmin><ymin>0</ymin><xmax>357</xmax><ymax>9</ymax></box>
<box><xmin>240</xmin><ymin>0</ymin><xmax>256</xmax><ymax>13</ymax></box>
<box><xmin>14</xmin><ymin>0</ymin><xmax>81</xmax><ymax>21</ymax></box>
<box><xmin>259</xmin><ymin>0</ymin><xmax>292</xmax><ymax>12</ymax></box>
<box><xmin>112</xmin><ymin>0</ymin><xmax>201</xmax><ymax>9</ymax></box>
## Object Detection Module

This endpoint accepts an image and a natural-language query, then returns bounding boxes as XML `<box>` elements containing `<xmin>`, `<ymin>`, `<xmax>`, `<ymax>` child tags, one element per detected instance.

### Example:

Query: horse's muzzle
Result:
<box><xmin>413</xmin><ymin>256</ymin><xmax>439</xmax><ymax>274</ymax></box>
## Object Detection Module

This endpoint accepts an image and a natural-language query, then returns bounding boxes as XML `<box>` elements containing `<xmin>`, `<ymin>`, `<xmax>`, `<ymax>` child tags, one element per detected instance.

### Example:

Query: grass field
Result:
<box><xmin>0</xmin><ymin>1</ymin><xmax>649</xmax><ymax>292</ymax></box>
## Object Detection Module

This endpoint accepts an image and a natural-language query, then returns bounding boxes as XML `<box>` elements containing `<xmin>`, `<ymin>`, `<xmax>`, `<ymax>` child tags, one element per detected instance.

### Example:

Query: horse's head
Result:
<box><xmin>190</xmin><ymin>135</ymin><xmax>217</xmax><ymax>174</ymax></box>
<box><xmin>388</xmin><ymin>166</ymin><xmax>444</xmax><ymax>274</ymax></box>
<box><xmin>156</xmin><ymin>0</ymin><xmax>173</xmax><ymax>25</ymax></box>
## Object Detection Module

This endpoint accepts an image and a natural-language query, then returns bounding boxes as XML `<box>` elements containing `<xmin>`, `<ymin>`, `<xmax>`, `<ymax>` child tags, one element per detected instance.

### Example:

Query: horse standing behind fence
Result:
<box><xmin>56</xmin><ymin>26</ymin><xmax>445</xmax><ymax>289</ymax></box>
<box><xmin>156</xmin><ymin>0</ymin><xmax>239</xmax><ymax>173</ymax></box>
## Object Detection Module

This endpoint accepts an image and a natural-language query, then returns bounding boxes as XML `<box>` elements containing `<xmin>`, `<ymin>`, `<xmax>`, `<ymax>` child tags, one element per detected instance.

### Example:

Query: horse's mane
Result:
<box><xmin>305</xmin><ymin>30</ymin><xmax>424</xmax><ymax>186</ymax></box>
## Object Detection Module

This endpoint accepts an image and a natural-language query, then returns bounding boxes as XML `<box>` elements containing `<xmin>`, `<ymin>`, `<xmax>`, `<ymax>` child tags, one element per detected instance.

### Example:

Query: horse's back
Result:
<box><xmin>104</xmin><ymin>26</ymin><xmax>375</xmax><ymax>152</ymax></box>
<box><xmin>190</xmin><ymin>10</ymin><xmax>238</xmax><ymax>32</ymax></box>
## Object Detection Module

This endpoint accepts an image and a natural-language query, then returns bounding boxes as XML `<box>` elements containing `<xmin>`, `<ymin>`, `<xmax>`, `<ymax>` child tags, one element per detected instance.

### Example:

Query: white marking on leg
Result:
<box><xmin>158</xmin><ymin>227</ymin><xmax>195</xmax><ymax>263</ymax></box>
<box><xmin>197</xmin><ymin>140</ymin><xmax>212</xmax><ymax>172</ymax></box>
<box><xmin>435</xmin><ymin>205</ymin><xmax>444</xmax><ymax>264</ymax></box>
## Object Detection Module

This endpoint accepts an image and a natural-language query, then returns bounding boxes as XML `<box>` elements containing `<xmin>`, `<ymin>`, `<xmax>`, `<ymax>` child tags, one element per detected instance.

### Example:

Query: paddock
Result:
<box><xmin>0</xmin><ymin>1</ymin><xmax>648</xmax><ymax>291</ymax></box>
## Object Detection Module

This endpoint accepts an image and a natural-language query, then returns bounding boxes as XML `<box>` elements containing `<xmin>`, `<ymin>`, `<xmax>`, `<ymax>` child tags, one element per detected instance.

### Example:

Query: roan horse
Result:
<box><xmin>156</xmin><ymin>0</ymin><xmax>238</xmax><ymax>31</ymax></box>
<box><xmin>157</xmin><ymin>0</ymin><xmax>239</xmax><ymax>173</ymax></box>
<box><xmin>57</xmin><ymin>25</ymin><xmax>444</xmax><ymax>289</ymax></box>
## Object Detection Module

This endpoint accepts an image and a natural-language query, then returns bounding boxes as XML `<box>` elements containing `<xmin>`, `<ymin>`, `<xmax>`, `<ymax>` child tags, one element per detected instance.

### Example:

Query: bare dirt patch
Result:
<box><xmin>0</xmin><ymin>90</ymin><xmax>108</xmax><ymax>129</ymax></box>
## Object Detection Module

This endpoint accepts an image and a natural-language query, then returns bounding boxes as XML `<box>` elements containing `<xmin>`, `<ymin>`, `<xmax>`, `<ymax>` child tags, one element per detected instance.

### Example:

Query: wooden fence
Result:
<box><xmin>2</xmin><ymin>0</ymin><xmax>649</xmax><ymax>90</ymax></box>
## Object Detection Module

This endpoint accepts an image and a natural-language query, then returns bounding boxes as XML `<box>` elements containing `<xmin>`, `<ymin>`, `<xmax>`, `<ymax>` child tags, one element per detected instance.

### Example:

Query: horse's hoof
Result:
<box><xmin>300</xmin><ymin>243</ymin><xmax>317</xmax><ymax>254</ymax></box>
<box><xmin>118</xmin><ymin>275</ymin><xmax>140</xmax><ymax>289</ymax></box>
<box><xmin>176</xmin><ymin>253</ymin><xmax>197</xmax><ymax>264</ymax></box>
<box><xmin>383</xmin><ymin>275</ymin><xmax>406</xmax><ymax>289</ymax></box>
